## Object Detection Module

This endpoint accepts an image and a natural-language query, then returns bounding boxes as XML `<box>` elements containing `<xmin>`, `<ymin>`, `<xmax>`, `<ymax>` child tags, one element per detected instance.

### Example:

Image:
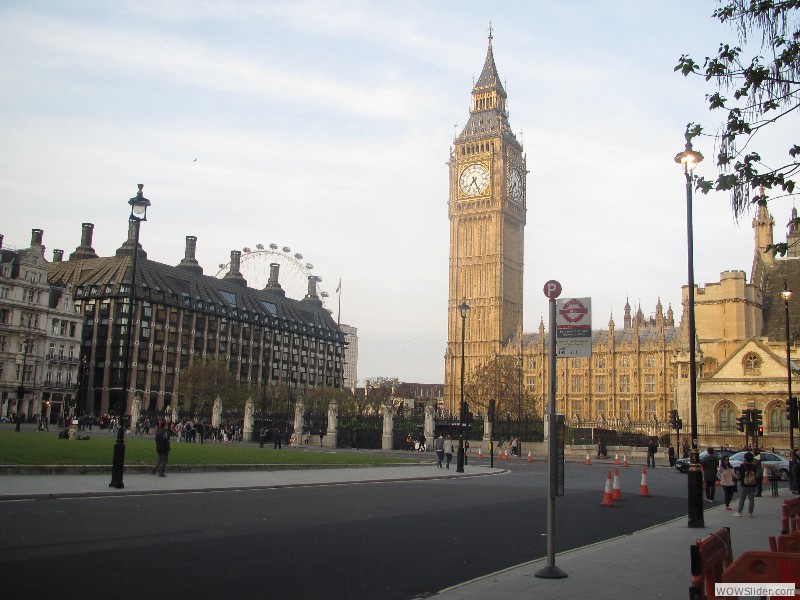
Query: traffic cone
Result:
<box><xmin>622</xmin><ymin>454</ymin><xmax>629</xmax><ymax>467</ymax></box>
<box><xmin>504</xmin><ymin>449</ymin><xmax>509</xmax><ymax>461</ymax></box>
<box><xmin>762</xmin><ymin>470</ymin><xmax>770</xmax><ymax>485</ymax></box>
<box><xmin>478</xmin><ymin>446</ymin><xmax>483</xmax><ymax>459</ymax></box>
<box><xmin>614</xmin><ymin>453</ymin><xmax>620</xmax><ymax>465</ymax></box>
<box><xmin>612</xmin><ymin>468</ymin><xmax>625</xmax><ymax>501</ymax></box>
<box><xmin>599</xmin><ymin>471</ymin><xmax>616</xmax><ymax>507</ymax></box>
<box><xmin>638</xmin><ymin>467</ymin><xmax>651</xmax><ymax>497</ymax></box>
<box><xmin>527</xmin><ymin>450</ymin><xmax>533</xmax><ymax>462</ymax></box>
<box><xmin>585</xmin><ymin>453</ymin><xmax>592</xmax><ymax>465</ymax></box>
<box><xmin>498</xmin><ymin>450</ymin><xmax>502</xmax><ymax>461</ymax></box>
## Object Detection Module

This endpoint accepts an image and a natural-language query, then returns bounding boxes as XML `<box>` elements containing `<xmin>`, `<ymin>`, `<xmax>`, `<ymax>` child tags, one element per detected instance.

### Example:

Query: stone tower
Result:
<box><xmin>445</xmin><ymin>32</ymin><xmax>526</xmax><ymax>413</ymax></box>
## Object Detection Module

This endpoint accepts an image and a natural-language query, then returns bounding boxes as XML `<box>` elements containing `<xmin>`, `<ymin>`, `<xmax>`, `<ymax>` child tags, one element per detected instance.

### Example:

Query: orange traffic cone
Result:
<box><xmin>762</xmin><ymin>470</ymin><xmax>770</xmax><ymax>485</ymax></box>
<box><xmin>498</xmin><ymin>450</ymin><xmax>502</xmax><ymax>461</ymax></box>
<box><xmin>614</xmin><ymin>453</ymin><xmax>620</xmax><ymax>465</ymax></box>
<box><xmin>585</xmin><ymin>453</ymin><xmax>592</xmax><ymax>465</ymax></box>
<box><xmin>504</xmin><ymin>449</ymin><xmax>509</xmax><ymax>461</ymax></box>
<box><xmin>478</xmin><ymin>446</ymin><xmax>483</xmax><ymax>459</ymax></box>
<box><xmin>599</xmin><ymin>471</ymin><xmax>617</xmax><ymax>507</ymax></box>
<box><xmin>638</xmin><ymin>467</ymin><xmax>651</xmax><ymax>497</ymax></box>
<box><xmin>622</xmin><ymin>454</ymin><xmax>629</xmax><ymax>467</ymax></box>
<box><xmin>527</xmin><ymin>450</ymin><xmax>533</xmax><ymax>462</ymax></box>
<box><xmin>612</xmin><ymin>468</ymin><xmax>625</xmax><ymax>501</ymax></box>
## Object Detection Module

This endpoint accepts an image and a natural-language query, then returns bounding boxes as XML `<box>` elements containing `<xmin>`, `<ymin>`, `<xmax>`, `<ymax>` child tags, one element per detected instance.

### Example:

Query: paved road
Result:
<box><xmin>0</xmin><ymin>461</ymin><xmax>695</xmax><ymax>600</ymax></box>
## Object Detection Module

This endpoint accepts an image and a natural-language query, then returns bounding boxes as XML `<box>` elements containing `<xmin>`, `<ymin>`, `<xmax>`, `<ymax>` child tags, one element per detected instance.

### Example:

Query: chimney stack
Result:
<box><xmin>176</xmin><ymin>235</ymin><xmax>203</xmax><ymax>274</ymax></box>
<box><xmin>222</xmin><ymin>250</ymin><xmax>247</xmax><ymax>287</ymax></box>
<box><xmin>53</xmin><ymin>249</ymin><xmax>64</xmax><ymax>262</ymax></box>
<box><xmin>115</xmin><ymin>220</ymin><xmax>147</xmax><ymax>259</ymax></box>
<box><xmin>264</xmin><ymin>262</ymin><xmax>285</xmax><ymax>296</ymax></box>
<box><xmin>69</xmin><ymin>222</ymin><xmax>99</xmax><ymax>260</ymax></box>
<box><xmin>302</xmin><ymin>275</ymin><xmax>323</xmax><ymax>307</ymax></box>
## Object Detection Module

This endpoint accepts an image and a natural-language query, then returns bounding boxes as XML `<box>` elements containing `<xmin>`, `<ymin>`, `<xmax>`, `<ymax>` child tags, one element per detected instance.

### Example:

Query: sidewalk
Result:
<box><xmin>433</xmin><ymin>493</ymin><xmax>791</xmax><ymax>600</ymax></box>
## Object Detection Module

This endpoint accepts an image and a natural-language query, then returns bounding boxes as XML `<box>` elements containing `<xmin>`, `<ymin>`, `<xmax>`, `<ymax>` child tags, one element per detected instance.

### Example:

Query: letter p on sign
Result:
<box><xmin>544</xmin><ymin>280</ymin><xmax>562</xmax><ymax>299</ymax></box>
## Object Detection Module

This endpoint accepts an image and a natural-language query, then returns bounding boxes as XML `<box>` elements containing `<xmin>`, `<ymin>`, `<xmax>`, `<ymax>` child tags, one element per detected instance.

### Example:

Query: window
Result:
<box><xmin>620</xmin><ymin>355</ymin><xmax>630</xmax><ymax>368</ymax></box>
<box><xmin>743</xmin><ymin>352</ymin><xmax>762</xmax><ymax>376</ymax></box>
<box><xmin>718</xmin><ymin>403</ymin><xmax>736</xmax><ymax>432</ymax></box>
<box><xmin>0</xmin><ymin>309</ymin><xmax>8</xmax><ymax>324</ymax></box>
<box><xmin>0</xmin><ymin>336</ymin><xmax>5</xmax><ymax>352</ymax></box>
<box><xmin>571</xmin><ymin>357</ymin><xmax>582</xmax><ymax>368</ymax></box>
<box><xmin>595</xmin><ymin>375</ymin><xmax>606</xmax><ymax>393</ymax></box>
<box><xmin>570</xmin><ymin>375</ymin><xmax>582</xmax><ymax>393</ymax></box>
<box><xmin>644</xmin><ymin>375</ymin><xmax>655</xmax><ymax>393</ymax></box>
<box><xmin>769</xmin><ymin>405</ymin><xmax>787</xmax><ymax>433</ymax></box>
<box><xmin>595</xmin><ymin>356</ymin><xmax>605</xmax><ymax>369</ymax></box>
<box><xmin>644</xmin><ymin>355</ymin><xmax>655</xmax><ymax>368</ymax></box>
<box><xmin>52</xmin><ymin>319</ymin><xmax>60</xmax><ymax>334</ymax></box>
<box><xmin>619</xmin><ymin>375</ymin><xmax>630</xmax><ymax>393</ymax></box>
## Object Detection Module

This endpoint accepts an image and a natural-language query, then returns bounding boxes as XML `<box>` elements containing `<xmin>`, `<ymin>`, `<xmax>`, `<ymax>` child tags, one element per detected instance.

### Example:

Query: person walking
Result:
<box><xmin>734</xmin><ymin>451</ymin><xmax>758</xmax><ymax>516</ymax></box>
<box><xmin>701</xmin><ymin>447</ymin><xmax>720</xmax><ymax>502</ymax></box>
<box><xmin>792</xmin><ymin>447</ymin><xmax>800</xmax><ymax>495</ymax></box>
<box><xmin>718</xmin><ymin>455</ymin><xmax>737</xmax><ymax>510</ymax></box>
<box><xmin>152</xmin><ymin>420</ymin><xmax>171</xmax><ymax>477</ymax></box>
<box><xmin>274</xmin><ymin>428</ymin><xmax>282</xmax><ymax>449</ymax></box>
<box><xmin>445</xmin><ymin>435</ymin><xmax>454</xmax><ymax>469</ymax></box>
<box><xmin>753</xmin><ymin>450</ymin><xmax>764</xmax><ymax>497</ymax></box>
<box><xmin>434</xmin><ymin>433</ymin><xmax>445</xmax><ymax>468</ymax></box>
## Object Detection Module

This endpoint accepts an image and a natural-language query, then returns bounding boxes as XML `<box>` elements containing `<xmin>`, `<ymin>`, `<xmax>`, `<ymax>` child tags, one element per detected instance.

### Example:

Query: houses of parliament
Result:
<box><xmin>445</xmin><ymin>35</ymin><xmax>798</xmax><ymax>446</ymax></box>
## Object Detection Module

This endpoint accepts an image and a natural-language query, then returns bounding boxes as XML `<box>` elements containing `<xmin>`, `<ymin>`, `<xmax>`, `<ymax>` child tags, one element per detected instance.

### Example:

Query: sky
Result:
<box><xmin>1</xmin><ymin>1</ymin><xmax>792</xmax><ymax>385</ymax></box>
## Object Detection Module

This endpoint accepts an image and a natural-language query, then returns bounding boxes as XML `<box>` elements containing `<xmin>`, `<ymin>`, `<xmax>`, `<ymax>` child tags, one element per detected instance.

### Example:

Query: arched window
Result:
<box><xmin>769</xmin><ymin>403</ymin><xmax>788</xmax><ymax>432</ymax></box>
<box><xmin>718</xmin><ymin>402</ymin><xmax>736</xmax><ymax>432</ymax></box>
<box><xmin>742</xmin><ymin>352</ymin><xmax>762</xmax><ymax>376</ymax></box>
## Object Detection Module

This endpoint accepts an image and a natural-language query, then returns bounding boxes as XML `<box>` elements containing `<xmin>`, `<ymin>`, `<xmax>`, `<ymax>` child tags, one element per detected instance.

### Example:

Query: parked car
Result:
<box><xmin>728</xmin><ymin>451</ymin><xmax>790</xmax><ymax>481</ymax></box>
<box><xmin>674</xmin><ymin>449</ymin><xmax>736</xmax><ymax>473</ymax></box>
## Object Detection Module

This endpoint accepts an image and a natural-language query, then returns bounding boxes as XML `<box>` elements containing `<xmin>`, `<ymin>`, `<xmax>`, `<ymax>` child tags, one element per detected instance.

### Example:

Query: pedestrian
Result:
<box><xmin>753</xmin><ymin>450</ymin><xmax>764</xmax><ymax>497</ymax></box>
<box><xmin>647</xmin><ymin>439</ymin><xmax>657</xmax><ymax>468</ymax></box>
<box><xmin>792</xmin><ymin>447</ymin><xmax>800</xmax><ymax>495</ymax></box>
<box><xmin>319</xmin><ymin>426</ymin><xmax>325</xmax><ymax>447</ymax></box>
<box><xmin>701</xmin><ymin>447</ymin><xmax>720</xmax><ymax>502</ymax></box>
<box><xmin>734</xmin><ymin>451</ymin><xmax>758</xmax><ymax>516</ymax></box>
<box><xmin>668</xmin><ymin>445</ymin><xmax>676</xmax><ymax>468</ymax></box>
<box><xmin>445</xmin><ymin>435</ymin><xmax>454</xmax><ymax>469</ymax></box>
<box><xmin>718</xmin><ymin>455</ymin><xmax>737</xmax><ymax>510</ymax></box>
<box><xmin>418</xmin><ymin>433</ymin><xmax>426</xmax><ymax>452</ymax></box>
<box><xmin>152</xmin><ymin>420</ymin><xmax>171</xmax><ymax>477</ymax></box>
<box><xmin>434</xmin><ymin>433</ymin><xmax>445</xmax><ymax>468</ymax></box>
<box><xmin>682</xmin><ymin>439</ymin><xmax>690</xmax><ymax>459</ymax></box>
<box><xmin>464</xmin><ymin>440</ymin><xmax>470</xmax><ymax>465</ymax></box>
<box><xmin>274</xmin><ymin>428</ymin><xmax>282</xmax><ymax>449</ymax></box>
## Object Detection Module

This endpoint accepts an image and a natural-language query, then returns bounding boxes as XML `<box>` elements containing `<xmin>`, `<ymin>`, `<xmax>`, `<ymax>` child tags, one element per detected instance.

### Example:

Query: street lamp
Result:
<box><xmin>674</xmin><ymin>137</ymin><xmax>704</xmax><ymax>528</ymax></box>
<box><xmin>781</xmin><ymin>282</ymin><xmax>795</xmax><ymax>456</ymax></box>
<box><xmin>109</xmin><ymin>184</ymin><xmax>150</xmax><ymax>489</ymax></box>
<box><xmin>457</xmin><ymin>299</ymin><xmax>469</xmax><ymax>473</ymax></box>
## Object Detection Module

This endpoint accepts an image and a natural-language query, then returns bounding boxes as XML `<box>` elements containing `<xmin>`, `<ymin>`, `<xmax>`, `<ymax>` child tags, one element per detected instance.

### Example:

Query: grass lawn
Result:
<box><xmin>0</xmin><ymin>429</ymin><xmax>418</xmax><ymax>466</ymax></box>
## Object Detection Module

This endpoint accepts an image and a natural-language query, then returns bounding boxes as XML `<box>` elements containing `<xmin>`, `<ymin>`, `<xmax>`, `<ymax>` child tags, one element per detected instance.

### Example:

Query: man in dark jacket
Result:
<box><xmin>153</xmin><ymin>421</ymin><xmax>171</xmax><ymax>477</ymax></box>
<box><xmin>701</xmin><ymin>447</ymin><xmax>720</xmax><ymax>502</ymax></box>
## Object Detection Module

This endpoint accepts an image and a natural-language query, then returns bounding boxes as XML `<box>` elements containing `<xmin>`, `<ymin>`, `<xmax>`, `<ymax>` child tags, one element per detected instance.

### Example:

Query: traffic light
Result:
<box><xmin>757</xmin><ymin>426</ymin><xmax>764</xmax><ymax>437</ymax></box>
<box><xmin>669</xmin><ymin>409</ymin><xmax>678</xmax><ymax>428</ymax></box>
<box><xmin>788</xmin><ymin>397</ymin><xmax>799</xmax><ymax>428</ymax></box>
<box><xmin>737</xmin><ymin>411</ymin><xmax>748</xmax><ymax>432</ymax></box>
<box><xmin>488</xmin><ymin>399</ymin><xmax>496</xmax><ymax>422</ymax></box>
<box><xmin>676</xmin><ymin>418</ymin><xmax>683</xmax><ymax>431</ymax></box>
<box><xmin>753</xmin><ymin>409</ymin><xmax>763</xmax><ymax>428</ymax></box>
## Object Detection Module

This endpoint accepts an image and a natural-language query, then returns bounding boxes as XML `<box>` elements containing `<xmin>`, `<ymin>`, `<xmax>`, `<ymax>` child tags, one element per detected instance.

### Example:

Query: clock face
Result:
<box><xmin>508</xmin><ymin>167</ymin><xmax>523</xmax><ymax>201</ymax></box>
<box><xmin>459</xmin><ymin>163</ymin><xmax>490</xmax><ymax>196</ymax></box>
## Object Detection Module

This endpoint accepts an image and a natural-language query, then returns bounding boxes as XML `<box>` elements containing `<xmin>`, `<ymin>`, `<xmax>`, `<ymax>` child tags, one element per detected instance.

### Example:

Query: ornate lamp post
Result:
<box><xmin>675</xmin><ymin>138</ymin><xmax>704</xmax><ymax>528</ymax></box>
<box><xmin>781</xmin><ymin>282</ymin><xmax>795</xmax><ymax>456</ymax></box>
<box><xmin>456</xmin><ymin>300</ymin><xmax>470</xmax><ymax>473</ymax></box>
<box><xmin>109</xmin><ymin>185</ymin><xmax>150</xmax><ymax>489</ymax></box>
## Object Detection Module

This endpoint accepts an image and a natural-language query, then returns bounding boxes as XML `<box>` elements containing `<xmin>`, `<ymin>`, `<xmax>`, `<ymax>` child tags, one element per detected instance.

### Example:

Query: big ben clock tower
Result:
<box><xmin>445</xmin><ymin>31</ymin><xmax>526</xmax><ymax>414</ymax></box>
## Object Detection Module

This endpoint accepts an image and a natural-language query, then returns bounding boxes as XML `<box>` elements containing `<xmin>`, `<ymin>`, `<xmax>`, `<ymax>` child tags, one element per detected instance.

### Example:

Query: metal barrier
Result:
<box><xmin>689</xmin><ymin>527</ymin><xmax>733</xmax><ymax>600</ymax></box>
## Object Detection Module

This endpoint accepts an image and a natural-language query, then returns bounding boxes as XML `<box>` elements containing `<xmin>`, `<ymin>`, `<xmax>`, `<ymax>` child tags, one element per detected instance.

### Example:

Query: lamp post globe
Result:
<box><xmin>109</xmin><ymin>184</ymin><xmax>150</xmax><ymax>489</ymax></box>
<box><xmin>675</xmin><ymin>138</ymin><xmax>704</xmax><ymax>528</ymax></box>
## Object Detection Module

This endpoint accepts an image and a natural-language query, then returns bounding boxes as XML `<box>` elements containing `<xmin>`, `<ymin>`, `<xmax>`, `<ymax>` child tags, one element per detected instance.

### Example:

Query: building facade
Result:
<box><xmin>0</xmin><ymin>231</ymin><xmax>83</xmax><ymax>422</ymax></box>
<box><xmin>47</xmin><ymin>217</ymin><xmax>346</xmax><ymax>418</ymax></box>
<box><xmin>339</xmin><ymin>322</ymin><xmax>358</xmax><ymax>391</ymax></box>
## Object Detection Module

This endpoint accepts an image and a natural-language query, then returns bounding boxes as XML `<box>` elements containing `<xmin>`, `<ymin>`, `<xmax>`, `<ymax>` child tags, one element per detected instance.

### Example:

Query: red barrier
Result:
<box><xmin>720</xmin><ymin>551</ymin><xmax>800</xmax><ymax>586</ymax></box>
<box><xmin>689</xmin><ymin>527</ymin><xmax>733</xmax><ymax>600</ymax></box>
<box><xmin>768</xmin><ymin>530</ymin><xmax>800</xmax><ymax>553</ymax></box>
<box><xmin>781</xmin><ymin>496</ymin><xmax>800</xmax><ymax>534</ymax></box>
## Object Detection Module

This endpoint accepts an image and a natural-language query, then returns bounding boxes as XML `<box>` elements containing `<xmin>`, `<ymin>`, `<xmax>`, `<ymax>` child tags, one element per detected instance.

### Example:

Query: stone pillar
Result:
<box><xmin>483</xmin><ymin>413</ymin><xmax>493</xmax><ymax>443</ymax></box>
<box><xmin>131</xmin><ymin>393</ymin><xmax>142</xmax><ymax>433</ymax></box>
<box><xmin>243</xmin><ymin>396</ymin><xmax>254</xmax><ymax>442</ymax></box>
<box><xmin>424</xmin><ymin>400</ymin><xmax>435</xmax><ymax>452</ymax></box>
<box><xmin>325</xmin><ymin>399</ymin><xmax>338</xmax><ymax>448</ymax></box>
<box><xmin>212</xmin><ymin>396</ymin><xmax>222</xmax><ymax>428</ymax></box>
<box><xmin>382</xmin><ymin>401</ymin><xmax>394</xmax><ymax>451</ymax></box>
<box><xmin>294</xmin><ymin>399</ymin><xmax>305</xmax><ymax>447</ymax></box>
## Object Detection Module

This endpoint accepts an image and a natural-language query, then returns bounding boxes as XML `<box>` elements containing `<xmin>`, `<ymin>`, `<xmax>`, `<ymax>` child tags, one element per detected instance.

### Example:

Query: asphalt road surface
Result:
<box><xmin>0</xmin><ymin>462</ymin><xmax>690</xmax><ymax>600</ymax></box>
